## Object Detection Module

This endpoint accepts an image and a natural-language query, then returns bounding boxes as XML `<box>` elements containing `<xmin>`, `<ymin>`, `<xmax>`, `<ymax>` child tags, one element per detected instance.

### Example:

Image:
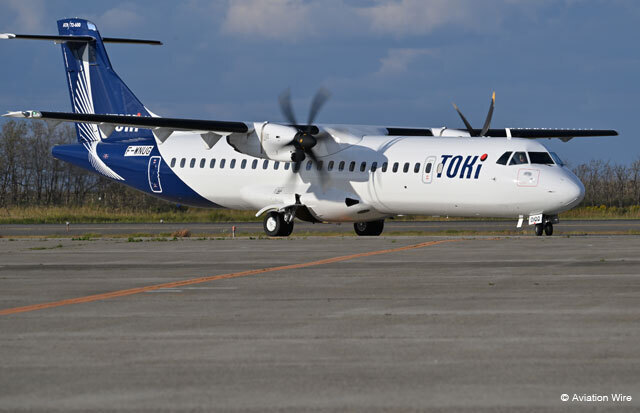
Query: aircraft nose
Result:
<box><xmin>560</xmin><ymin>175</ymin><xmax>585</xmax><ymax>208</ymax></box>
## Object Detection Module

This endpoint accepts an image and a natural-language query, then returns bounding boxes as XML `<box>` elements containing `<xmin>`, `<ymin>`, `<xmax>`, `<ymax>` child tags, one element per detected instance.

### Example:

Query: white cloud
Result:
<box><xmin>221</xmin><ymin>0</ymin><xmax>311</xmax><ymax>40</ymax></box>
<box><xmin>95</xmin><ymin>4</ymin><xmax>143</xmax><ymax>31</ymax></box>
<box><xmin>376</xmin><ymin>48</ymin><xmax>435</xmax><ymax>75</ymax></box>
<box><xmin>359</xmin><ymin>0</ymin><xmax>476</xmax><ymax>36</ymax></box>
<box><xmin>218</xmin><ymin>0</ymin><xmax>550</xmax><ymax>40</ymax></box>
<box><xmin>4</xmin><ymin>0</ymin><xmax>46</xmax><ymax>32</ymax></box>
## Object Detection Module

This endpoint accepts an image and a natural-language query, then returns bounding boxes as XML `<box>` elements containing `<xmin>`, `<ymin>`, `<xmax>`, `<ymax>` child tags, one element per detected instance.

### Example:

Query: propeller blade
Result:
<box><xmin>452</xmin><ymin>102</ymin><xmax>475</xmax><ymax>136</ymax></box>
<box><xmin>480</xmin><ymin>91</ymin><xmax>495</xmax><ymax>137</ymax></box>
<box><xmin>306</xmin><ymin>88</ymin><xmax>331</xmax><ymax>133</ymax></box>
<box><xmin>278</xmin><ymin>88</ymin><xmax>299</xmax><ymax>127</ymax></box>
<box><xmin>305</xmin><ymin>148</ymin><xmax>327</xmax><ymax>188</ymax></box>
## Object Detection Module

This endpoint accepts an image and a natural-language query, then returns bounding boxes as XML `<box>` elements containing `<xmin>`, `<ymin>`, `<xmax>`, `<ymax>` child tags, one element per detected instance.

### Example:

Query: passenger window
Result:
<box><xmin>509</xmin><ymin>152</ymin><xmax>528</xmax><ymax>165</ymax></box>
<box><xmin>425</xmin><ymin>163</ymin><xmax>432</xmax><ymax>173</ymax></box>
<box><xmin>252</xmin><ymin>159</ymin><xmax>258</xmax><ymax>169</ymax></box>
<box><xmin>413</xmin><ymin>162</ymin><xmax>420</xmax><ymax>173</ymax></box>
<box><xmin>339</xmin><ymin>161</ymin><xmax>345</xmax><ymax>171</ymax></box>
<box><xmin>496</xmin><ymin>151</ymin><xmax>512</xmax><ymax>165</ymax></box>
<box><xmin>199</xmin><ymin>158</ymin><xmax>205</xmax><ymax>168</ymax></box>
<box><xmin>360</xmin><ymin>162</ymin><xmax>367</xmax><ymax>172</ymax></box>
<box><xmin>328</xmin><ymin>161</ymin><xmax>334</xmax><ymax>171</ymax></box>
<box><xmin>210</xmin><ymin>158</ymin><xmax>216</xmax><ymax>168</ymax></box>
<box><xmin>392</xmin><ymin>162</ymin><xmax>399</xmax><ymax>173</ymax></box>
<box><xmin>371</xmin><ymin>162</ymin><xmax>377</xmax><ymax>172</ymax></box>
<box><xmin>306</xmin><ymin>161</ymin><xmax>313</xmax><ymax>171</ymax></box>
<box><xmin>189</xmin><ymin>158</ymin><xmax>196</xmax><ymax>168</ymax></box>
<box><xmin>241</xmin><ymin>159</ymin><xmax>247</xmax><ymax>169</ymax></box>
<box><xmin>382</xmin><ymin>162</ymin><xmax>388</xmax><ymax>172</ymax></box>
<box><xmin>230</xmin><ymin>159</ymin><xmax>236</xmax><ymax>169</ymax></box>
<box><xmin>220</xmin><ymin>159</ymin><xmax>226</xmax><ymax>168</ymax></box>
<box><xmin>263</xmin><ymin>160</ymin><xmax>269</xmax><ymax>169</ymax></box>
<box><xmin>436</xmin><ymin>163</ymin><xmax>443</xmax><ymax>174</ymax></box>
<box><xmin>293</xmin><ymin>163</ymin><xmax>300</xmax><ymax>172</ymax></box>
<box><xmin>170</xmin><ymin>158</ymin><xmax>176</xmax><ymax>168</ymax></box>
<box><xmin>274</xmin><ymin>161</ymin><xmax>280</xmax><ymax>170</ymax></box>
<box><xmin>284</xmin><ymin>162</ymin><xmax>290</xmax><ymax>170</ymax></box>
<box><xmin>180</xmin><ymin>158</ymin><xmax>186</xmax><ymax>168</ymax></box>
<box><xmin>317</xmin><ymin>161</ymin><xmax>323</xmax><ymax>171</ymax></box>
<box><xmin>403</xmin><ymin>162</ymin><xmax>409</xmax><ymax>173</ymax></box>
<box><xmin>349</xmin><ymin>161</ymin><xmax>356</xmax><ymax>172</ymax></box>
<box><xmin>528</xmin><ymin>152</ymin><xmax>554</xmax><ymax>165</ymax></box>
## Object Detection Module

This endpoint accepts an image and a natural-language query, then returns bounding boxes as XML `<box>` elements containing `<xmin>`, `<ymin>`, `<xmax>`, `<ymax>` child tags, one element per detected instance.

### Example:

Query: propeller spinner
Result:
<box><xmin>278</xmin><ymin>88</ymin><xmax>331</xmax><ymax>184</ymax></box>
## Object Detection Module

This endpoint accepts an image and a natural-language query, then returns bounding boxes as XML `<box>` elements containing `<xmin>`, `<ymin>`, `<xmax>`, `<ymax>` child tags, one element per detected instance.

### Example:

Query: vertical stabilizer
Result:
<box><xmin>57</xmin><ymin>18</ymin><xmax>154</xmax><ymax>143</ymax></box>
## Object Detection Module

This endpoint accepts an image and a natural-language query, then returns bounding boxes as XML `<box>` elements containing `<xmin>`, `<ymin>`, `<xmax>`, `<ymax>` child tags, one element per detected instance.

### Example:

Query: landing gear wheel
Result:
<box><xmin>534</xmin><ymin>223</ymin><xmax>544</xmax><ymax>236</ymax></box>
<box><xmin>280</xmin><ymin>220</ymin><xmax>294</xmax><ymax>237</ymax></box>
<box><xmin>263</xmin><ymin>211</ymin><xmax>294</xmax><ymax>237</ymax></box>
<box><xmin>544</xmin><ymin>222</ymin><xmax>553</xmax><ymax>236</ymax></box>
<box><xmin>354</xmin><ymin>220</ymin><xmax>385</xmax><ymax>236</ymax></box>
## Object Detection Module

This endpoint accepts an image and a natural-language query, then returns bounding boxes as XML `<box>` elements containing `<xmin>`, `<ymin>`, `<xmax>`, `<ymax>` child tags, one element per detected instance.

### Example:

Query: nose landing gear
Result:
<box><xmin>534</xmin><ymin>215</ymin><xmax>558</xmax><ymax>236</ymax></box>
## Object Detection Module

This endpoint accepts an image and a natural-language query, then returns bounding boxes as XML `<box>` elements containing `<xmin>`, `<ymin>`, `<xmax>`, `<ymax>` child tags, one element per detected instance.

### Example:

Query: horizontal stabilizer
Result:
<box><xmin>0</xmin><ymin>33</ymin><xmax>161</xmax><ymax>45</ymax></box>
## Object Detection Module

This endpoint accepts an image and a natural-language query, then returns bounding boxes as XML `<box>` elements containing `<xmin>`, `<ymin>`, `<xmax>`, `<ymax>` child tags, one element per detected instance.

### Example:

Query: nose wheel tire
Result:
<box><xmin>354</xmin><ymin>220</ymin><xmax>384</xmax><ymax>236</ymax></box>
<box><xmin>534</xmin><ymin>223</ymin><xmax>544</xmax><ymax>236</ymax></box>
<box><xmin>263</xmin><ymin>211</ymin><xmax>294</xmax><ymax>237</ymax></box>
<box><xmin>534</xmin><ymin>222</ymin><xmax>554</xmax><ymax>236</ymax></box>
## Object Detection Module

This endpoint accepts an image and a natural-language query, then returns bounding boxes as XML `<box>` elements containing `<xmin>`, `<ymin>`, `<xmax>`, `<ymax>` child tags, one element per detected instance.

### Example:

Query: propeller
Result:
<box><xmin>452</xmin><ymin>91</ymin><xmax>495</xmax><ymax>137</ymax></box>
<box><xmin>278</xmin><ymin>88</ymin><xmax>331</xmax><ymax>185</ymax></box>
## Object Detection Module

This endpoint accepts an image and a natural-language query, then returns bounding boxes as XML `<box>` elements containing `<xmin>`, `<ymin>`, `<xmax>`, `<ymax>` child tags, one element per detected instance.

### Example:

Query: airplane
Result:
<box><xmin>1</xmin><ymin>18</ymin><xmax>617</xmax><ymax>237</ymax></box>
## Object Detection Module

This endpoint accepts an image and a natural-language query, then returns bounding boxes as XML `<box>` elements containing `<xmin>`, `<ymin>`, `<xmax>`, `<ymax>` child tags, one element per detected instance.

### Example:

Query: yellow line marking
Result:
<box><xmin>0</xmin><ymin>239</ymin><xmax>462</xmax><ymax>316</ymax></box>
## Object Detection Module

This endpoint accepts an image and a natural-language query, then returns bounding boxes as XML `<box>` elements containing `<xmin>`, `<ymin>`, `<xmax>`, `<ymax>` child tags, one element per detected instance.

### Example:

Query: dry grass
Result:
<box><xmin>0</xmin><ymin>206</ymin><xmax>258</xmax><ymax>224</ymax></box>
<box><xmin>170</xmin><ymin>229</ymin><xmax>191</xmax><ymax>238</ymax></box>
<box><xmin>1</xmin><ymin>204</ymin><xmax>640</xmax><ymax>225</ymax></box>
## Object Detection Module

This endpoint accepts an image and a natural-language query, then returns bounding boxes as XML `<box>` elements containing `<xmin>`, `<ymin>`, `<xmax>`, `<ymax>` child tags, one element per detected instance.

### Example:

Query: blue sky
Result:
<box><xmin>0</xmin><ymin>0</ymin><xmax>638</xmax><ymax>165</ymax></box>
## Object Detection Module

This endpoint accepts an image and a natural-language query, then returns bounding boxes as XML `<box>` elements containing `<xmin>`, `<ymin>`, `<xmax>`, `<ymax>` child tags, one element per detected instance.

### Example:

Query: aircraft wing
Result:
<box><xmin>3</xmin><ymin>110</ymin><xmax>252</xmax><ymax>147</ymax></box>
<box><xmin>3</xmin><ymin>110</ymin><xmax>618</xmax><ymax>144</ymax></box>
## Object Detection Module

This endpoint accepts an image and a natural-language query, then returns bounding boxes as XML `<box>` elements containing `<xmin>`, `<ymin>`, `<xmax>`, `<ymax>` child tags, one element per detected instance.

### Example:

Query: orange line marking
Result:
<box><xmin>0</xmin><ymin>239</ymin><xmax>462</xmax><ymax>316</ymax></box>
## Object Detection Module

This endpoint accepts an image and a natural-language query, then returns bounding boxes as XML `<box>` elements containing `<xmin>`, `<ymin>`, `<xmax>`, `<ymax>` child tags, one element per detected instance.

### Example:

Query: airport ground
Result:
<box><xmin>2</xmin><ymin>219</ymin><xmax>640</xmax><ymax>238</ymax></box>
<box><xmin>1</xmin><ymin>229</ymin><xmax>639</xmax><ymax>412</ymax></box>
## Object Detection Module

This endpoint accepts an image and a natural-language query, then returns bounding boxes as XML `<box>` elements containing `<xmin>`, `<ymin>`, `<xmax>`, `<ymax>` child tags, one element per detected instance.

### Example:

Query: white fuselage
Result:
<box><xmin>158</xmin><ymin>133</ymin><xmax>584</xmax><ymax>222</ymax></box>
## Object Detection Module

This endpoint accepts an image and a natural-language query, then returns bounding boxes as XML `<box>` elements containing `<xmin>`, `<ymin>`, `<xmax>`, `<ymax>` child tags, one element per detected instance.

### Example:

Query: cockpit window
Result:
<box><xmin>496</xmin><ymin>151</ymin><xmax>512</xmax><ymax>165</ymax></box>
<box><xmin>528</xmin><ymin>152</ymin><xmax>554</xmax><ymax>165</ymax></box>
<box><xmin>509</xmin><ymin>151</ymin><xmax>528</xmax><ymax>165</ymax></box>
<box><xmin>550</xmin><ymin>152</ymin><xmax>564</xmax><ymax>166</ymax></box>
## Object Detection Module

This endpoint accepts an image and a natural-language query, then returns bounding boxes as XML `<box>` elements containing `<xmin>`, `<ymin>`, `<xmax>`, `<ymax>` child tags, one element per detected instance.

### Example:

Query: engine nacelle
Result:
<box><xmin>258</xmin><ymin>123</ymin><xmax>299</xmax><ymax>162</ymax></box>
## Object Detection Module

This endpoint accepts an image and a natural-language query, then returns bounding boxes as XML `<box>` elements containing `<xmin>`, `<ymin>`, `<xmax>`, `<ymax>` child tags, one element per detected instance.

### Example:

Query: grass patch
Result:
<box><xmin>71</xmin><ymin>233</ymin><xmax>101</xmax><ymax>241</ymax></box>
<box><xmin>2</xmin><ymin>204</ymin><xmax>640</xmax><ymax>225</ymax></box>
<box><xmin>0</xmin><ymin>206</ymin><xmax>259</xmax><ymax>224</ymax></box>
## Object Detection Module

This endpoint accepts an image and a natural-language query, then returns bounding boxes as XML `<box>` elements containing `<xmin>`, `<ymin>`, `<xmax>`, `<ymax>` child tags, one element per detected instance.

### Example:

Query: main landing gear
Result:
<box><xmin>263</xmin><ymin>211</ymin><xmax>294</xmax><ymax>237</ymax></box>
<box><xmin>262</xmin><ymin>213</ymin><xmax>386</xmax><ymax>237</ymax></box>
<box><xmin>354</xmin><ymin>220</ymin><xmax>385</xmax><ymax>236</ymax></box>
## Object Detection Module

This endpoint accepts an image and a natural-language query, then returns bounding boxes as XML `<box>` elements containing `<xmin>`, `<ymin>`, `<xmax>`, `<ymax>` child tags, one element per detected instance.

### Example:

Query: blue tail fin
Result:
<box><xmin>57</xmin><ymin>18</ymin><xmax>154</xmax><ymax>142</ymax></box>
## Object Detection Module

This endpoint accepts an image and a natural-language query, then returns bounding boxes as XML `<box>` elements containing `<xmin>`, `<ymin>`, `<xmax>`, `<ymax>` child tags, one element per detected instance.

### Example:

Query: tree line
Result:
<box><xmin>0</xmin><ymin>120</ymin><xmax>168</xmax><ymax>210</ymax></box>
<box><xmin>0</xmin><ymin>119</ymin><xmax>638</xmax><ymax>209</ymax></box>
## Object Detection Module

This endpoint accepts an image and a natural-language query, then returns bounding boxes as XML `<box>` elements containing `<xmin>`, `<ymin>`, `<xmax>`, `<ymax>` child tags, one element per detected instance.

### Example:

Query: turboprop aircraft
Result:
<box><xmin>1</xmin><ymin>19</ymin><xmax>617</xmax><ymax>237</ymax></box>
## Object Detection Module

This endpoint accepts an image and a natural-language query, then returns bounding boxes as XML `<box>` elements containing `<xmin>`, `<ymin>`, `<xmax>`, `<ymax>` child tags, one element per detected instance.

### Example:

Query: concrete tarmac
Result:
<box><xmin>1</xmin><ymin>235</ymin><xmax>639</xmax><ymax>411</ymax></box>
<box><xmin>2</xmin><ymin>219</ymin><xmax>640</xmax><ymax>237</ymax></box>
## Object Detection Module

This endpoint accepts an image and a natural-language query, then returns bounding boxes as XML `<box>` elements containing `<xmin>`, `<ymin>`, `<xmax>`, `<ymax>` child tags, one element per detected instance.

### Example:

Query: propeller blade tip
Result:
<box><xmin>492</xmin><ymin>91</ymin><xmax>496</xmax><ymax>101</ymax></box>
